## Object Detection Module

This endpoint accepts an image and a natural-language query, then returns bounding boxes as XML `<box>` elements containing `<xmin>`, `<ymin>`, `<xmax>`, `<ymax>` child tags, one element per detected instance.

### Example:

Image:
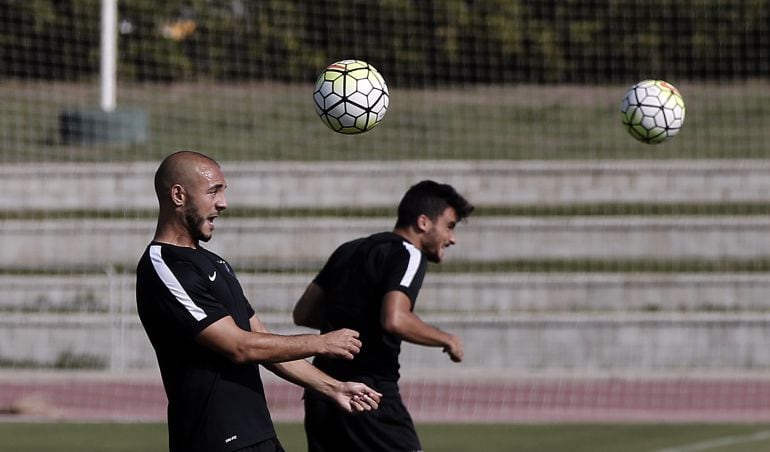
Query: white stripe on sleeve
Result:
<box><xmin>399</xmin><ymin>241</ymin><xmax>422</xmax><ymax>288</ymax></box>
<box><xmin>150</xmin><ymin>245</ymin><xmax>208</xmax><ymax>321</ymax></box>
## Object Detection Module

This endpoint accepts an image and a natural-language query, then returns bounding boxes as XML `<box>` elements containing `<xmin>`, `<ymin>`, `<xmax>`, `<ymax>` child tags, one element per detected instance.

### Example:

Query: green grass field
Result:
<box><xmin>1</xmin><ymin>81</ymin><xmax>769</xmax><ymax>162</ymax></box>
<box><xmin>3</xmin><ymin>422</ymin><xmax>770</xmax><ymax>452</ymax></box>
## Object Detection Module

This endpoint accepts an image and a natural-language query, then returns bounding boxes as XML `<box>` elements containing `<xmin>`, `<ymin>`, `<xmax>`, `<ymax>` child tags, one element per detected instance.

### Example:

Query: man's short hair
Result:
<box><xmin>153</xmin><ymin>150</ymin><xmax>217</xmax><ymax>200</ymax></box>
<box><xmin>395</xmin><ymin>180</ymin><xmax>474</xmax><ymax>228</ymax></box>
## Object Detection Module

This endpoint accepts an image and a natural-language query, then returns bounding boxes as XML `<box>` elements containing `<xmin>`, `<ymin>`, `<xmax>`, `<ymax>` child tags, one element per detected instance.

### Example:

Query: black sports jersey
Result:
<box><xmin>312</xmin><ymin>232</ymin><xmax>427</xmax><ymax>382</ymax></box>
<box><xmin>136</xmin><ymin>242</ymin><xmax>276</xmax><ymax>452</ymax></box>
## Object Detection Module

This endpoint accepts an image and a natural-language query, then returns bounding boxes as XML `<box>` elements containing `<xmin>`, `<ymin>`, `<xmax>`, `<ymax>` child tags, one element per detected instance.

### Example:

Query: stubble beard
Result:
<box><xmin>423</xmin><ymin>231</ymin><xmax>443</xmax><ymax>263</ymax></box>
<box><xmin>184</xmin><ymin>206</ymin><xmax>211</xmax><ymax>243</ymax></box>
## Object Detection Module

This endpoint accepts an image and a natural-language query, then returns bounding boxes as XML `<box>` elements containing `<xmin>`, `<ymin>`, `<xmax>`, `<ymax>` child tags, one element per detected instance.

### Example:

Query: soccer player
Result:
<box><xmin>136</xmin><ymin>151</ymin><xmax>382</xmax><ymax>452</ymax></box>
<box><xmin>293</xmin><ymin>180</ymin><xmax>475</xmax><ymax>452</ymax></box>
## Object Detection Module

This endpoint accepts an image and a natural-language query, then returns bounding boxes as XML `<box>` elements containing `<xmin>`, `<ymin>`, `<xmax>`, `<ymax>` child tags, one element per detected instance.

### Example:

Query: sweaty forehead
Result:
<box><xmin>198</xmin><ymin>164</ymin><xmax>219</xmax><ymax>182</ymax></box>
<box><xmin>189</xmin><ymin>160</ymin><xmax>225</xmax><ymax>186</ymax></box>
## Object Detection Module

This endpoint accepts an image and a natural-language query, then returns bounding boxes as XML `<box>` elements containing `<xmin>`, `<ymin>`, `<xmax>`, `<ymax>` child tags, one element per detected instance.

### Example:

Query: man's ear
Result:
<box><xmin>416</xmin><ymin>214</ymin><xmax>432</xmax><ymax>232</ymax></box>
<box><xmin>170</xmin><ymin>184</ymin><xmax>186</xmax><ymax>207</ymax></box>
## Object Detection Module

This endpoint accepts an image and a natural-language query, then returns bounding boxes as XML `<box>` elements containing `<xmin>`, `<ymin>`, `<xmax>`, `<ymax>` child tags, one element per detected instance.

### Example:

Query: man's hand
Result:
<box><xmin>320</xmin><ymin>328</ymin><xmax>362</xmax><ymax>360</ymax></box>
<box><xmin>331</xmin><ymin>382</ymin><xmax>383</xmax><ymax>413</ymax></box>
<box><xmin>443</xmin><ymin>334</ymin><xmax>464</xmax><ymax>363</ymax></box>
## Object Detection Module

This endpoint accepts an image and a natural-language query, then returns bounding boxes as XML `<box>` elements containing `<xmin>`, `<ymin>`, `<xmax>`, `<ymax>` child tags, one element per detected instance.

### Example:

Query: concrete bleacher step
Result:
<box><xmin>3</xmin><ymin>312</ymin><xmax>770</xmax><ymax>372</ymax></box>
<box><xmin>5</xmin><ymin>216</ymin><xmax>770</xmax><ymax>268</ymax></box>
<box><xmin>3</xmin><ymin>160</ymin><xmax>770</xmax><ymax>374</ymax></box>
<box><xmin>4</xmin><ymin>271</ymin><xmax>770</xmax><ymax>371</ymax></box>
<box><xmin>3</xmin><ymin>160</ymin><xmax>770</xmax><ymax>211</ymax></box>
<box><xmin>3</xmin><ymin>273</ymin><xmax>770</xmax><ymax>314</ymax></box>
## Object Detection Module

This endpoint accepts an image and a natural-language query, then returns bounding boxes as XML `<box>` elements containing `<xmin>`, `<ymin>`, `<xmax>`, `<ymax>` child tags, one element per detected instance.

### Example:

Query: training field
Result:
<box><xmin>3</xmin><ymin>422</ymin><xmax>770</xmax><ymax>452</ymax></box>
<box><xmin>3</xmin><ymin>2</ymin><xmax>770</xmax><ymax>450</ymax></box>
<box><xmin>3</xmin><ymin>80</ymin><xmax>770</xmax><ymax>451</ymax></box>
<box><xmin>3</xmin><ymin>79</ymin><xmax>770</xmax><ymax>450</ymax></box>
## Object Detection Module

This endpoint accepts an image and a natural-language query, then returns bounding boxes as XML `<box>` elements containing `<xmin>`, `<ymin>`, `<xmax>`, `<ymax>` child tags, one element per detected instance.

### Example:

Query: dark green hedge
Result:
<box><xmin>1</xmin><ymin>0</ymin><xmax>767</xmax><ymax>84</ymax></box>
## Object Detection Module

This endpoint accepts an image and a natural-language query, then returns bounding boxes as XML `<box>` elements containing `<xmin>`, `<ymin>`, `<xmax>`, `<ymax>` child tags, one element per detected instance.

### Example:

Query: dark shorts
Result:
<box><xmin>235</xmin><ymin>437</ymin><xmax>286</xmax><ymax>452</ymax></box>
<box><xmin>304</xmin><ymin>384</ymin><xmax>422</xmax><ymax>452</ymax></box>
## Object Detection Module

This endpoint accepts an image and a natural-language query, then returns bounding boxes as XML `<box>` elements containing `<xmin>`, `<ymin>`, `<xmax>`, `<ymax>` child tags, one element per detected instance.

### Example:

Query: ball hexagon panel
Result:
<box><xmin>620</xmin><ymin>79</ymin><xmax>686</xmax><ymax>144</ymax></box>
<box><xmin>313</xmin><ymin>59</ymin><xmax>389</xmax><ymax>134</ymax></box>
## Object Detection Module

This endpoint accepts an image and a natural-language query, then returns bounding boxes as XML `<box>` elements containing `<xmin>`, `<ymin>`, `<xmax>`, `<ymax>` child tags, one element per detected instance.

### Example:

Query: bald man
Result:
<box><xmin>136</xmin><ymin>151</ymin><xmax>381</xmax><ymax>452</ymax></box>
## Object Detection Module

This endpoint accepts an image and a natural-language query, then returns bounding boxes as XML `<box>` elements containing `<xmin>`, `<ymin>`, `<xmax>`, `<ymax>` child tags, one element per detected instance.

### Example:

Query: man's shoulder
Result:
<box><xmin>332</xmin><ymin>232</ymin><xmax>404</xmax><ymax>262</ymax></box>
<box><xmin>362</xmin><ymin>232</ymin><xmax>412</xmax><ymax>252</ymax></box>
<box><xmin>331</xmin><ymin>233</ymin><xmax>388</xmax><ymax>257</ymax></box>
<box><xmin>138</xmin><ymin>242</ymin><xmax>218</xmax><ymax>273</ymax></box>
<box><xmin>368</xmin><ymin>232</ymin><xmax>421</xmax><ymax>259</ymax></box>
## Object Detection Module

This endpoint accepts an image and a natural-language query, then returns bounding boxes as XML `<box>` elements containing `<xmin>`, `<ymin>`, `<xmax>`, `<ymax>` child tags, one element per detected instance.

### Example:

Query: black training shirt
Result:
<box><xmin>312</xmin><ymin>232</ymin><xmax>427</xmax><ymax>382</ymax></box>
<box><xmin>136</xmin><ymin>242</ymin><xmax>276</xmax><ymax>452</ymax></box>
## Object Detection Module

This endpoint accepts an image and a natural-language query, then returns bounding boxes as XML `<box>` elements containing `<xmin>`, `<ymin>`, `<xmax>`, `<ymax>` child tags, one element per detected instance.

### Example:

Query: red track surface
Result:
<box><xmin>2</xmin><ymin>377</ymin><xmax>770</xmax><ymax>423</ymax></box>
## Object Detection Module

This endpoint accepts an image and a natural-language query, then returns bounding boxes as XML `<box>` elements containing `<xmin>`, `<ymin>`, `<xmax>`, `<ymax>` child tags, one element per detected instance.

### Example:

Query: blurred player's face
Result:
<box><xmin>421</xmin><ymin>206</ymin><xmax>458</xmax><ymax>263</ymax></box>
<box><xmin>183</xmin><ymin>164</ymin><xmax>227</xmax><ymax>243</ymax></box>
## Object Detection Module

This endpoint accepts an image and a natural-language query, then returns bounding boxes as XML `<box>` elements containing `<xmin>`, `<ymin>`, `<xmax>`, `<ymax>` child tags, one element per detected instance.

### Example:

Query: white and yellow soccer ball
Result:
<box><xmin>620</xmin><ymin>79</ymin><xmax>686</xmax><ymax>144</ymax></box>
<box><xmin>313</xmin><ymin>59</ymin><xmax>389</xmax><ymax>134</ymax></box>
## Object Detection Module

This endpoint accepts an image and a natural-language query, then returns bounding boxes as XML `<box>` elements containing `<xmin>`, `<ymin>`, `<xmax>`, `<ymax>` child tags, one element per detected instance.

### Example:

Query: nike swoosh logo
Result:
<box><xmin>208</xmin><ymin>271</ymin><xmax>217</xmax><ymax>281</ymax></box>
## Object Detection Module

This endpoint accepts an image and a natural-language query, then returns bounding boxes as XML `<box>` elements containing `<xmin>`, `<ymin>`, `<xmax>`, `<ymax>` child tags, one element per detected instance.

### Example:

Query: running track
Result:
<box><xmin>2</xmin><ymin>376</ymin><xmax>770</xmax><ymax>423</ymax></box>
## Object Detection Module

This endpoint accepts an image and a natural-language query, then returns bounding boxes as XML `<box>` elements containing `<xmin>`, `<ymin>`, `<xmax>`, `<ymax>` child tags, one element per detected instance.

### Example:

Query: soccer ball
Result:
<box><xmin>313</xmin><ymin>59</ymin><xmax>389</xmax><ymax>134</ymax></box>
<box><xmin>620</xmin><ymin>79</ymin><xmax>685</xmax><ymax>144</ymax></box>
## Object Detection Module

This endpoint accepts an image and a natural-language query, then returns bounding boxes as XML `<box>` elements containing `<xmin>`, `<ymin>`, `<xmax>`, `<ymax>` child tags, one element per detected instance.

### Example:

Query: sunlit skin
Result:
<box><xmin>418</xmin><ymin>207</ymin><xmax>459</xmax><ymax>263</ymax></box>
<box><xmin>181</xmin><ymin>165</ymin><xmax>227</xmax><ymax>244</ymax></box>
<box><xmin>153</xmin><ymin>153</ymin><xmax>228</xmax><ymax>249</ymax></box>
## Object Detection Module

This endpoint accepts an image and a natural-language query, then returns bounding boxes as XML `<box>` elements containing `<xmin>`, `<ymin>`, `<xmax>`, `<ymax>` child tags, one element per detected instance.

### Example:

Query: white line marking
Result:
<box><xmin>653</xmin><ymin>429</ymin><xmax>770</xmax><ymax>452</ymax></box>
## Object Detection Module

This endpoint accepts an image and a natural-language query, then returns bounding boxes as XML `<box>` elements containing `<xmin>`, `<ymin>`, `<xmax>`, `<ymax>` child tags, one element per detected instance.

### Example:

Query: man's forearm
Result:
<box><xmin>267</xmin><ymin>359</ymin><xmax>339</xmax><ymax>397</ymax></box>
<box><xmin>385</xmin><ymin>310</ymin><xmax>454</xmax><ymax>349</ymax></box>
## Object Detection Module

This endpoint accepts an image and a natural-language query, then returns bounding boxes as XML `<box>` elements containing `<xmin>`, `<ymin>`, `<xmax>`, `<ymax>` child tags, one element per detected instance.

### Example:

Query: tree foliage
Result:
<box><xmin>0</xmin><ymin>0</ymin><xmax>767</xmax><ymax>84</ymax></box>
